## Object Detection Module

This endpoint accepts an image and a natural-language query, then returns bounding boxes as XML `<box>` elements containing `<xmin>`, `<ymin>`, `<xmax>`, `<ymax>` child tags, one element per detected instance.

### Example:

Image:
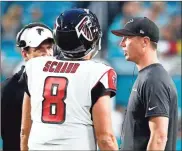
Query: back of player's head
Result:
<box><xmin>53</xmin><ymin>8</ymin><xmax>102</xmax><ymax>59</ymax></box>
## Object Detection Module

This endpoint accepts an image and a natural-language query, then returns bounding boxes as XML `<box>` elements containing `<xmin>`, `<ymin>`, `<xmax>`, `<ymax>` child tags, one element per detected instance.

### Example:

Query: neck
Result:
<box><xmin>136</xmin><ymin>51</ymin><xmax>159</xmax><ymax>71</ymax></box>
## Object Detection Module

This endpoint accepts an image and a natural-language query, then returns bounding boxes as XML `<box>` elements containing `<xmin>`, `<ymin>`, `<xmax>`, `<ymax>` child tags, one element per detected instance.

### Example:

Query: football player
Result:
<box><xmin>21</xmin><ymin>8</ymin><xmax>118</xmax><ymax>150</ymax></box>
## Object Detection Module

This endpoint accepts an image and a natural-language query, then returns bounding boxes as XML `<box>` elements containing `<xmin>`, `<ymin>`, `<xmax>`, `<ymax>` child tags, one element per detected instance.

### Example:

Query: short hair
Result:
<box><xmin>23</xmin><ymin>47</ymin><xmax>30</xmax><ymax>52</ymax></box>
<box><xmin>40</xmin><ymin>38</ymin><xmax>54</xmax><ymax>46</ymax></box>
<box><xmin>150</xmin><ymin>41</ymin><xmax>157</xmax><ymax>49</ymax></box>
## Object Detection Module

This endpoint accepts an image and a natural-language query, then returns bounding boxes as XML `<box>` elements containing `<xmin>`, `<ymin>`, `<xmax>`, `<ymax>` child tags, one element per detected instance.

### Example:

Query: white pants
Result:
<box><xmin>28</xmin><ymin>139</ymin><xmax>97</xmax><ymax>150</ymax></box>
<box><xmin>28</xmin><ymin>122</ymin><xmax>97</xmax><ymax>150</ymax></box>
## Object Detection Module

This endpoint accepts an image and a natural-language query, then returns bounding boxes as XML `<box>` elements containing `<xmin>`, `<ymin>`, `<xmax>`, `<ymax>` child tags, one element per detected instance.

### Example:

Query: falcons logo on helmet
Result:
<box><xmin>75</xmin><ymin>16</ymin><xmax>94</xmax><ymax>41</ymax></box>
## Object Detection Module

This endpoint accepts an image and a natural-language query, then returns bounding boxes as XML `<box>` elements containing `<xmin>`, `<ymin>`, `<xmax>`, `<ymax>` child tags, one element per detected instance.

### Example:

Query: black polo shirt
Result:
<box><xmin>121</xmin><ymin>63</ymin><xmax>178</xmax><ymax>150</ymax></box>
<box><xmin>1</xmin><ymin>66</ymin><xmax>25</xmax><ymax>150</ymax></box>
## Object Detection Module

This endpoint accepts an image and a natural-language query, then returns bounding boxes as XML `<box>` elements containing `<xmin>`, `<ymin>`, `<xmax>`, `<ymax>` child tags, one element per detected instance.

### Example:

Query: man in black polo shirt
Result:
<box><xmin>111</xmin><ymin>17</ymin><xmax>178</xmax><ymax>150</ymax></box>
<box><xmin>1</xmin><ymin>22</ymin><xmax>56</xmax><ymax>150</ymax></box>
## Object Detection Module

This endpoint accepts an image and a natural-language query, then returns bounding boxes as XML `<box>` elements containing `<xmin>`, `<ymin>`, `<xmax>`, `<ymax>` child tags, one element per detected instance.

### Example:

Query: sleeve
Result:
<box><xmin>91</xmin><ymin>69</ymin><xmax>117</xmax><ymax>105</ymax></box>
<box><xmin>142</xmin><ymin>79</ymin><xmax>169</xmax><ymax>118</ymax></box>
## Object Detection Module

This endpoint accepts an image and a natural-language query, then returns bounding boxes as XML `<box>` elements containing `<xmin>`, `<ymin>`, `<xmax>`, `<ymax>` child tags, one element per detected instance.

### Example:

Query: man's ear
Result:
<box><xmin>21</xmin><ymin>50</ymin><xmax>29</xmax><ymax>61</ymax></box>
<box><xmin>143</xmin><ymin>37</ymin><xmax>150</xmax><ymax>48</ymax></box>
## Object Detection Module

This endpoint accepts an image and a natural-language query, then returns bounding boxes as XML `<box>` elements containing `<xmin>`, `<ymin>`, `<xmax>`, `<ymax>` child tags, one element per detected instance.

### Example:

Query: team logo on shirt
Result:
<box><xmin>108</xmin><ymin>69</ymin><xmax>117</xmax><ymax>90</ymax></box>
<box><xmin>112</xmin><ymin>76</ymin><xmax>117</xmax><ymax>86</ymax></box>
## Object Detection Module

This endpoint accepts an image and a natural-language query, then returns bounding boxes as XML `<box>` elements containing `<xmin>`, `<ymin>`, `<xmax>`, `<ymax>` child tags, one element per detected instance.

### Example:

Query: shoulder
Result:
<box><xmin>25</xmin><ymin>56</ymin><xmax>55</xmax><ymax>71</ymax></box>
<box><xmin>89</xmin><ymin>59</ymin><xmax>114</xmax><ymax>72</ymax></box>
<box><xmin>26</xmin><ymin>56</ymin><xmax>53</xmax><ymax>65</ymax></box>
<box><xmin>1</xmin><ymin>74</ymin><xmax>20</xmax><ymax>94</ymax></box>
<box><xmin>1</xmin><ymin>71</ymin><xmax>22</xmax><ymax>86</ymax></box>
<box><xmin>87</xmin><ymin>60</ymin><xmax>116</xmax><ymax>85</ymax></box>
<box><xmin>142</xmin><ymin>64</ymin><xmax>169</xmax><ymax>85</ymax></box>
<box><xmin>1</xmin><ymin>76</ymin><xmax>13</xmax><ymax>89</ymax></box>
<box><xmin>142</xmin><ymin>75</ymin><xmax>172</xmax><ymax>96</ymax></box>
<box><xmin>89</xmin><ymin>61</ymin><xmax>115</xmax><ymax>81</ymax></box>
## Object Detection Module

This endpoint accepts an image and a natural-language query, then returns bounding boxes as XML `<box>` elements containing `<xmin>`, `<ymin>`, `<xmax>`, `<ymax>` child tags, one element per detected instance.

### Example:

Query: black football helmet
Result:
<box><xmin>53</xmin><ymin>8</ymin><xmax>102</xmax><ymax>59</ymax></box>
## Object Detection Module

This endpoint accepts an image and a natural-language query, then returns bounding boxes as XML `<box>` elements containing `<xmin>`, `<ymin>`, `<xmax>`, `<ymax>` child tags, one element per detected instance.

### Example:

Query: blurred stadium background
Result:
<box><xmin>0</xmin><ymin>1</ymin><xmax>181</xmax><ymax>150</ymax></box>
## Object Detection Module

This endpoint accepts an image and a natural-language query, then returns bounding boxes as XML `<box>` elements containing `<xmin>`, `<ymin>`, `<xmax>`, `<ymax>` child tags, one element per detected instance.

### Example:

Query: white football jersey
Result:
<box><xmin>25</xmin><ymin>56</ymin><xmax>117</xmax><ymax>150</ymax></box>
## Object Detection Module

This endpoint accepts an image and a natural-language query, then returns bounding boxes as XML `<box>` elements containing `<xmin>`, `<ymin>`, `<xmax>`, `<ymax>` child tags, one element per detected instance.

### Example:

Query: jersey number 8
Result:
<box><xmin>41</xmin><ymin>76</ymin><xmax>68</xmax><ymax>124</ymax></box>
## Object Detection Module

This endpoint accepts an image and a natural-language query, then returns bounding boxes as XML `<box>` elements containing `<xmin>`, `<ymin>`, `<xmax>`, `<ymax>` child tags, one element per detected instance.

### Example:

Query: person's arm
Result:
<box><xmin>92</xmin><ymin>92</ymin><xmax>118</xmax><ymax>150</ymax></box>
<box><xmin>20</xmin><ymin>92</ymin><xmax>32</xmax><ymax>151</ymax></box>
<box><xmin>91</xmin><ymin>68</ymin><xmax>118</xmax><ymax>150</ymax></box>
<box><xmin>147</xmin><ymin>116</ymin><xmax>168</xmax><ymax>150</ymax></box>
<box><xmin>143</xmin><ymin>78</ymin><xmax>170</xmax><ymax>151</ymax></box>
